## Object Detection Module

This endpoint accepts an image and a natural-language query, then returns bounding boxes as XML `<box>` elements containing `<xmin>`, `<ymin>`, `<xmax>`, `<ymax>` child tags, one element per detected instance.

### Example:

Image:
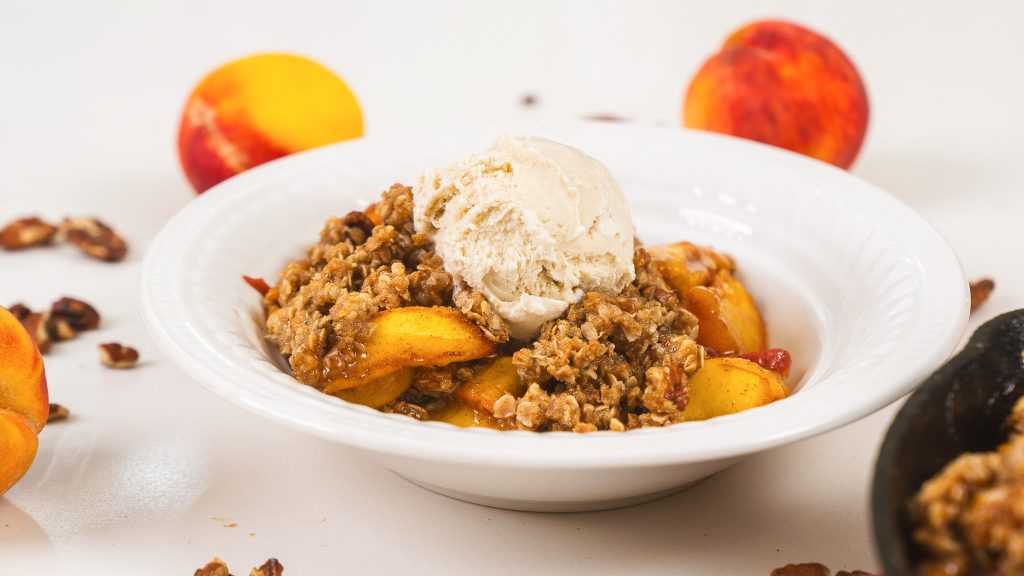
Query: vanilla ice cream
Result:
<box><xmin>413</xmin><ymin>135</ymin><xmax>635</xmax><ymax>340</ymax></box>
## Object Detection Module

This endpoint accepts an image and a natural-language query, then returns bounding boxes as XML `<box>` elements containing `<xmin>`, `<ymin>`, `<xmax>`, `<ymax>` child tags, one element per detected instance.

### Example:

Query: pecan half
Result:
<box><xmin>98</xmin><ymin>342</ymin><xmax>139</xmax><ymax>369</ymax></box>
<box><xmin>970</xmin><ymin>278</ymin><xmax>995</xmax><ymax>312</ymax></box>
<box><xmin>8</xmin><ymin>303</ymin><xmax>32</xmax><ymax>322</ymax></box>
<box><xmin>250</xmin><ymin>559</ymin><xmax>284</xmax><ymax>576</ymax></box>
<box><xmin>51</xmin><ymin>297</ymin><xmax>100</xmax><ymax>331</ymax></box>
<box><xmin>47</xmin><ymin>403</ymin><xmax>69</xmax><ymax>423</ymax></box>
<box><xmin>771</xmin><ymin>564</ymin><xmax>877</xmax><ymax>576</ymax></box>
<box><xmin>60</xmin><ymin>217</ymin><xmax>128</xmax><ymax>262</ymax></box>
<box><xmin>0</xmin><ymin>217</ymin><xmax>58</xmax><ymax>250</ymax></box>
<box><xmin>20</xmin><ymin>312</ymin><xmax>52</xmax><ymax>354</ymax></box>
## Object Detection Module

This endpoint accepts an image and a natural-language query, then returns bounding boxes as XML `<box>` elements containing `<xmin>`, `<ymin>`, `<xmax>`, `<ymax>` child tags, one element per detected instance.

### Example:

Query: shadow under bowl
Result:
<box><xmin>872</xmin><ymin>309</ymin><xmax>1024</xmax><ymax>573</ymax></box>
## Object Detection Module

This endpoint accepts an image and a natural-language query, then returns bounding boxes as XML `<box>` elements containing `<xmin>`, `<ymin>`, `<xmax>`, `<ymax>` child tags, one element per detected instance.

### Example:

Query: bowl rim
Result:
<box><xmin>140</xmin><ymin>122</ymin><xmax>969</xmax><ymax>469</ymax></box>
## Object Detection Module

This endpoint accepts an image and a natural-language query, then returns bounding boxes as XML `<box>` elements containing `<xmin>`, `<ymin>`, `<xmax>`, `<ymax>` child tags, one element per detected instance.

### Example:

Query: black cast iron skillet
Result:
<box><xmin>872</xmin><ymin>309</ymin><xmax>1024</xmax><ymax>574</ymax></box>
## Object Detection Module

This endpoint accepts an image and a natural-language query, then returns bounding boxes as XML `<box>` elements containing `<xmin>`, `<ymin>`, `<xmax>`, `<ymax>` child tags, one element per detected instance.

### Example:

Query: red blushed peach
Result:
<box><xmin>0</xmin><ymin>305</ymin><xmax>49</xmax><ymax>495</ymax></box>
<box><xmin>178</xmin><ymin>53</ymin><xmax>363</xmax><ymax>193</ymax></box>
<box><xmin>684</xmin><ymin>20</ymin><xmax>868</xmax><ymax>169</ymax></box>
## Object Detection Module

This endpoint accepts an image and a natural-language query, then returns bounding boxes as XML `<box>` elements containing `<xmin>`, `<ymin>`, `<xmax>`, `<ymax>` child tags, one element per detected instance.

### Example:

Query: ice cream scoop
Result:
<box><xmin>413</xmin><ymin>135</ymin><xmax>635</xmax><ymax>340</ymax></box>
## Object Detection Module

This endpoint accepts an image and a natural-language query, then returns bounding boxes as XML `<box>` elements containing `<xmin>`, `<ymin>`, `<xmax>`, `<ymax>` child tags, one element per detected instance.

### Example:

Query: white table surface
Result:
<box><xmin>2</xmin><ymin>1</ymin><xmax>1020</xmax><ymax>574</ymax></box>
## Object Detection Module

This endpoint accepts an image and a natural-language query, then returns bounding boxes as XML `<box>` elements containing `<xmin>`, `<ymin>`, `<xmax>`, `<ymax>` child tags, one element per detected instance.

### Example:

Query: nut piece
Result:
<box><xmin>194</xmin><ymin>558</ymin><xmax>230</xmax><ymax>576</ymax></box>
<box><xmin>250</xmin><ymin>559</ymin><xmax>284</xmax><ymax>576</ymax></box>
<box><xmin>193</xmin><ymin>557</ymin><xmax>284</xmax><ymax>576</ymax></box>
<box><xmin>770</xmin><ymin>565</ymin><xmax>877</xmax><ymax>576</ymax></box>
<box><xmin>0</xmin><ymin>217</ymin><xmax>58</xmax><ymax>250</ymax></box>
<box><xmin>8</xmin><ymin>303</ymin><xmax>32</xmax><ymax>322</ymax></box>
<box><xmin>60</xmin><ymin>217</ymin><xmax>128</xmax><ymax>262</ymax></box>
<box><xmin>51</xmin><ymin>297</ymin><xmax>101</xmax><ymax>332</ymax></box>
<box><xmin>20</xmin><ymin>312</ymin><xmax>52</xmax><ymax>354</ymax></box>
<box><xmin>98</xmin><ymin>342</ymin><xmax>139</xmax><ymax>369</ymax></box>
<box><xmin>970</xmin><ymin>278</ymin><xmax>995</xmax><ymax>312</ymax></box>
<box><xmin>47</xmin><ymin>403</ymin><xmax>69</xmax><ymax>423</ymax></box>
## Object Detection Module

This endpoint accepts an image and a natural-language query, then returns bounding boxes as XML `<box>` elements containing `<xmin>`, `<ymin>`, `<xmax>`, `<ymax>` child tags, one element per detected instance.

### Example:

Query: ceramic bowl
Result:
<box><xmin>141</xmin><ymin>122</ymin><xmax>968</xmax><ymax>512</ymax></box>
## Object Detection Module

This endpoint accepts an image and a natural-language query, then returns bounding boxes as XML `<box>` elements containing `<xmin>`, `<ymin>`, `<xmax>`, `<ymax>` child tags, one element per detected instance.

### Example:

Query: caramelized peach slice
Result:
<box><xmin>323</xmin><ymin>306</ymin><xmax>497</xmax><ymax>393</ymax></box>
<box><xmin>687</xmin><ymin>269</ymin><xmax>767</xmax><ymax>355</ymax></box>
<box><xmin>433</xmin><ymin>399</ymin><xmax>514</xmax><ymax>430</ymax></box>
<box><xmin>682</xmin><ymin>357</ymin><xmax>787</xmax><ymax>421</ymax></box>
<box><xmin>332</xmin><ymin>368</ymin><xmax>414</xmax><ymax>408</ymax></box>
<box><xmin>454</xmin><ymin>357</ymin><xmax>522</xmax><ymax>414</ymax></box>
<box><xmin>648</xmin><ymin>241</ymin><xmax>734</xmax><ymax>297</ymax></box>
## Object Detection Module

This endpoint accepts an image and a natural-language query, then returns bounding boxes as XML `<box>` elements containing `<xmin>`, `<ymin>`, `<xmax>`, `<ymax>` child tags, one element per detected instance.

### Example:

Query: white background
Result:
<box><xmin>1</xmin><ymin>1</ymin><xmax>1021</xmax><ymax>574</ymax></box>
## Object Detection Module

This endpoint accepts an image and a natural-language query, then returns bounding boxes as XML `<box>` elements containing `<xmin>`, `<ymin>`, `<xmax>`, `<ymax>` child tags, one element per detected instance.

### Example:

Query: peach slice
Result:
<box><xmin>0</xmin><ymin>305</ymin><xmax>49</xmax><ymax>495</ymax></box>
<box><xmin>682</xmin><ymin>357</ymin><xmax>787</xmax><ymax>421</ymax></box>
<box><xmin>178</xmin><ymin>53</ymin><xmax>363</xmax><ymax>193</ymax></box>
<box><xmin>649</xmin><ymin>241</ymin><xmax>767</xmax><ymax>355</ymax></box>
<box><xmin>433</xmin><ymin>399</ymin><xmax>514</xmax><ymax>430</ymax></box>
<box><xmin>331</xmin><ymin>368</ymin><xmax>414</xmax><ymax>408</ymax></box>
<box><xmin>322</xmin><ymin>306</ymin><xmax>497</xmax><ymax>393</ymax></box>
<box><xmin>684</xmin><ymin>20</ymin><xmax>869</xmax><ymax>169</ymax></box>
<box><xmin>687</xmin><ymin>269</ymin><xmax>767</xmax><ymax>355</ymax></box>
<box><xmin>648</xmin><ymin>241</ymin><xmax>734</xmax><ymax>297</ymax></box>
<box><xmin>454</xmin><ymin>357</ymin><xmax>523</xmax><ymax>414</ymax></box>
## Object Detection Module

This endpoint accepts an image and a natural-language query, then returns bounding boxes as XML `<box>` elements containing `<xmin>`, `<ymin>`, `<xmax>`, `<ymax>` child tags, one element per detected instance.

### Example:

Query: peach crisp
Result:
<box><xmin>256</xmin><ymin>138</ymin><xmax>790</xmax><ymax>432</ymax></box>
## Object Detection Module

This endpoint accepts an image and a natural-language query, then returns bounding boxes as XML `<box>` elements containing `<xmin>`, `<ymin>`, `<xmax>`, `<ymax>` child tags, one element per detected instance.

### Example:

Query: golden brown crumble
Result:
<box><xmin>911</xmin><ymin>396</ymin><xmax>1024</xmax><ymax>575</ymax></box>
<box><xmin>264</xmin><ymin>184</ymin><xmax>703</xmax><ymax>432</ymax></box>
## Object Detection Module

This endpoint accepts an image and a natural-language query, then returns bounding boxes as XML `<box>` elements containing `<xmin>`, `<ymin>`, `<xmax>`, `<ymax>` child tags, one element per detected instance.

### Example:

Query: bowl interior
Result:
<box><xmin>873</xmin><ymin>310</ymin><xmax>1024</xmax><ymax>573</ymax></box>
<box><xmin>141</xmin><ymin>122</ymin><xmax>968</xmax><ymax>467</ymax></box>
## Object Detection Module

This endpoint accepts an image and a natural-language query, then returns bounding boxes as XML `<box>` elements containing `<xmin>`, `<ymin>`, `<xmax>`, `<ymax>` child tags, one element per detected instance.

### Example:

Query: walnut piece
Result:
<box><xmin>98</xmin><ymin>342</ymin><xmax>139</xmax><ymax>368</ymax></box>
<box><xmin>47</xmin><ymin>403</ymin><xmax>69</xmax><ymax>423</ymax></box>
<box><xmin>0</xmin><ymin>217</ymin><xmax>58</xmax><ymax>250</ymax></box>
<box><xmin>60</xmin><ymin>217</ymin><xmax>128</xmax><ymax>262</ymax></box>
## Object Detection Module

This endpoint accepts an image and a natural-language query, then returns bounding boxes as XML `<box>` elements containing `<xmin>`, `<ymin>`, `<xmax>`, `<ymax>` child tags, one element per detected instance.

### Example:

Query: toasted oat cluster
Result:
<box><xmin>911</xmin><ymin>396</ymin><xmax>1024</xmax><ymax>576</ymax></box>
<box><xmin>262</xmin><ymin>184</ymin><xmax>708</xmax><ymax>432</ymax></box>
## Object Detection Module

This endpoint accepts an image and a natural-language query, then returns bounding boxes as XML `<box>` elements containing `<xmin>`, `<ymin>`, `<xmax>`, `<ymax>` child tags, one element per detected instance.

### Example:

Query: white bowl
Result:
<box><xmin>140</xmin><ymin>123</ymin><xmax>968</xmax><ymax>512</ymax></box>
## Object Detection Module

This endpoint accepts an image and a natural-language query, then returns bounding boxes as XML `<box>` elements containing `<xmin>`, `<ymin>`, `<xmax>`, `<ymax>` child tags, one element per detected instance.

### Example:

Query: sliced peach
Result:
<box><xmin>0</xmin><ymin>305</ymin><xmax>49</xmax><ymax>495</ymax></box>
<box><xmin>322</xmin><ymin>306</ymin><xmax>497</xmax><ymax>393</ymax></box>
<box><xmin>682</xmin><ymin>357</ymin><xmax>787</xmax><ymax>421</ymax></box>
<box><xmin>332</xmin><ymin>368</ymin><xmax>413</xmax><ymax>408</ymax></box>
<box><xmin>454</xmin><ymin>357</ymin><xmax>522</xmax><ymax>414</ymax></box>
<box><xmin>433</xmin><ymin>399</ymin><xmax>514</xmax><ymax>430</ymax></box>
<box><xmin>648</xmin><ymin>241</ymin><xmax>733</xmax><ymax>297</ymax></box>
<box><xmin>687</xmin><ymin>269</ymin><xmax>767</xmax><ymax>355</ymax></box>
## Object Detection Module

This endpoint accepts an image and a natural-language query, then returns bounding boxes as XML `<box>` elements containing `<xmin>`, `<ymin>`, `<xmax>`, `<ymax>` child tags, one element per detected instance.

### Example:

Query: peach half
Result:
<box><xmin>178</xmin><ymin>53</ymin><xmax>363</xmax><ymax>193</ymax></box>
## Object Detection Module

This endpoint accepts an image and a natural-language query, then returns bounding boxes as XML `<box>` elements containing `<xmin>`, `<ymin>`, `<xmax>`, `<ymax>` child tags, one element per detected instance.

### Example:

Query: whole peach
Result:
<box><xmin>178</xmin><ymin>53</ymin><xmax>363</xmax><ymax>193</ymax></box>
<box><xmin>684</xmin><ymin>20</ymin><xmax>868</xmax><ymax>169</ymax></box>
<box><xmin>0</xmin><ymin>305</ymin><xmax>49</xmax><ymax>495</ymax></box>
